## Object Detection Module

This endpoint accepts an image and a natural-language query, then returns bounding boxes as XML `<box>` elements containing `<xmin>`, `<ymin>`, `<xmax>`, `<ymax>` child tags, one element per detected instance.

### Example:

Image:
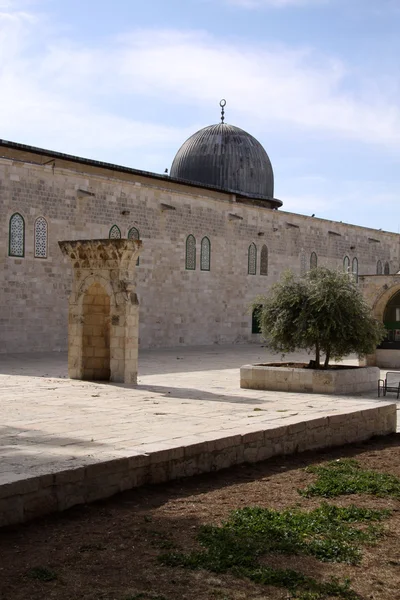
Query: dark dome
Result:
<box><xmin>170</xmin><ymin>123</ymin><xmax>275</xmax><ymax>202</ymax></box>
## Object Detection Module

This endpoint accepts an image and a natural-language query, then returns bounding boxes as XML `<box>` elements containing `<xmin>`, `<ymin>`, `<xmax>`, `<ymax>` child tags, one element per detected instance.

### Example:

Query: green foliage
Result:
<box><xmin>160</xmin><ymin>502</ymin><xmax>390</xmax><ymax>598</ymax></box>
<box><xmin>26</xmin><ymin>566</ymin><xmax>57</xmax><ymax>582</ymax></box>
<box><xmin>253</xmin><ymin>267</ymin><xmax>385</xmax><ymax>368</ymax></box>
<box><xmin>300</xmin><ymin>458</ymin><xmax>400</xmax><ymax>498</ymax></box>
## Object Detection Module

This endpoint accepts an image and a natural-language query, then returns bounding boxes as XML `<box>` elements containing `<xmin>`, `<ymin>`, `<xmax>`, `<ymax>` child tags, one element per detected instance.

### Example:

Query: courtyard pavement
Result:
<box><xmin>0</xmin><ymin>344</ymin><xmax>398</xmax><ymax>489</ymax></box>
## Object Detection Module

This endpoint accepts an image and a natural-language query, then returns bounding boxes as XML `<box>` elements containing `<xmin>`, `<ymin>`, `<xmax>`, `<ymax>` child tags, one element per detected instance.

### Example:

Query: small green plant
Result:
<box><xmin>300</xmin><ymin>459</ymin><xmax>400</xmax><ymax>498</ymax></box>
<box><xmin>27</xmin><ymin>566</ymin><xmax>57</xmax><ymax>582</ymax></box>
<box><xmin>124</xmin><ymin>593</ymin><xmax>167</xmax><ymax>600</ymax></box>
<box><xmin>160</xmin><ymin>502</ymin><xmax>389</xmax><ymax>598</ymax></box>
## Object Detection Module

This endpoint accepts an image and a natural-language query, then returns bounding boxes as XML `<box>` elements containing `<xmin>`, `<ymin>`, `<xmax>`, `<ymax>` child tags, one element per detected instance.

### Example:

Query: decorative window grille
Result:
<box><xmin>310</xmin><ymin>251</ymin><xmax>317</xmax><ymax>270</ymax></box>
<box><xmin>248</xmin><ymin>243</ymin><xmax>257</xmax><ymax>275</ymax></box>
<box><xmin>9</xmin><ymin>213</ymin><xmax>25</xmax><ymax>257</ymax></box>
<box><xmin>109</xmin><ymin>224</ymin><xmax>121</xmax><ymax>239</ymax></box>
<box><xmin>128</xmin><ymin>227</ymin><xmax>140</xmax><ymax>266</ymax></box>
<box><xmin>200</xmin><ymin>236</ymin><xmax>211</xmax><ymax>271</ymax></box>
<box><xmin>300</xmin><ymin>250</ymin><xmax>306</xmax><ymax>276</ymax></box>
<box><xmin>376</xmin><ymin>260</ymin><xmax>383</xmax><ymax>275</ymax></box>
<box><xmin>384</xmin><ymin>262</ymin><xmax>390</xmax><ymax>275</ymax></box>
<box><xmin>352</xmin><ymin>257</ymin><xmax>359</xmax><ymax>283</ymax></box>
<box><xmin>185</xmin><ymin>235</ymin><xmax>196</xmax><ymax>270</ymax></box>
<box><xmin>34</xmin><ymin>217</ymin><xmax>48</xmax><ymax>258</ymax></box>
<box><xmin>260</xmin><ymin>245</ymin><xmax>268</xmax><ymax>276</ymax></box>
<box><xmin>343</xmin><ymin>256</ymin><xmax>350</xmax><ymax>273</ymax></box>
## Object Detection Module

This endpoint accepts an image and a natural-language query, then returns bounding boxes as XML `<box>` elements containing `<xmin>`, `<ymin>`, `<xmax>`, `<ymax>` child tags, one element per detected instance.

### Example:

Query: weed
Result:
<box><xmin>124</xmin><ymin>593</ymin><xmax>167</xmax><ymax>600</ymax></box>
<box><xmin>27</xmin><ymin>566</ymin><xmax>57</xmax><ymax>582</ymax></box>
<box><xmin>300</xmin><ymin>459</ymin><xmax>400</xmax><ymax>498</ymax></box>
<box><xmin>160</xmin><ymin>502</ymin><xmax>390</xmax><ymax>598</ymax></box>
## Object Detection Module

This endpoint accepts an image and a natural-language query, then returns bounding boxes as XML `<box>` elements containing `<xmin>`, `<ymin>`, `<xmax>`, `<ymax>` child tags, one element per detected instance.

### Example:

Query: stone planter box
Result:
<box><xmin>240</xmin><ymin>363</ymin><xmax>380</xmax><ymax>395</ymax></box>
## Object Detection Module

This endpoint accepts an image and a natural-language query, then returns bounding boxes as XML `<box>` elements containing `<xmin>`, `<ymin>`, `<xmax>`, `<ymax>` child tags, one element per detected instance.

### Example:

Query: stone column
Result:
<box><xmin>58</xmin><ymin>239</ymin><xmax>142</xmax><ymax>384</ymax></box>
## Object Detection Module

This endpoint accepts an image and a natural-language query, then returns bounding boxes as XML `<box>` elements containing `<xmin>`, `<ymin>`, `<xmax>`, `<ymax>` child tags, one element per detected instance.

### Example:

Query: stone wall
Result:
<box><xmin>1</xmin><ymin>150</ymin><xmax>399</xmax><ymax>353</ymax></box>
<box><xmin>0</xmin><ymin>402</ymin><xmax>396</xmax><ymax>527</ymax></box>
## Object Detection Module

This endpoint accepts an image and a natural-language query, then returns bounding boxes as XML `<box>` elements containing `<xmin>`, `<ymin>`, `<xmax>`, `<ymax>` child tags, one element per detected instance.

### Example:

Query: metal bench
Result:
<box><xmin>378</xmin><ymin>371</ymin><xmax>400</xmax><ymax>398</ymax></box>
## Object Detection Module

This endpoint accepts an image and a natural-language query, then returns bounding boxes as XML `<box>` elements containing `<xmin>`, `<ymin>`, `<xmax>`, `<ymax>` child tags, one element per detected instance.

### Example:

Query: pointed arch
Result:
<box><xmin>248</xmin><ymin>243</ymin><xmax>257</xmax><ymax>275</ymax></box>
<box><xmin>9</xmin><ymin>212</ymin><xmax>25</xmax><ymax>257</ymax></box>
<box><xmin>185</xmin><ymin>234</ymin><xmax>196</xmax><ymax>270</ymax></box>
<box><xmin>109</xmin><ymin>224</ymin><xmax>121</xmax><ymax>239</ymax></box>
<box><xmin>260</xmin><ymin>244</ymin><xmax>268</xmax><ymax>276</ymax></box>
<box><xmin>200</xmin><ymin>236</ymin><xmax>211</xmax><ymax>271</ymax></box>
<box><xmin>300</xmin><ymin>249</ymin><xmax>306</xmax><ymax>276</ymax></box>
<box><xmin>384</xmin><ymin>261</ymin><xmax>390</xmax><ymax>275</ymax></box>
<box><xmin>128</xmin><ymin>226</ymin><xmax>140</xmax><ymax>266</ymax></box>
<box><xmin>352</xmin><ymin>257</ymin><xmax>359</xmax><ymax>283</ymax></box>
<box><xmin>310</xmin><ymin>251</ymin><xmax>317</xmax><ymax>270</ymax></box>
<box><xmin>343</xmin><ymin>255</ymin><xmax>350</xmax><ymax>273</ymax></box>
<box><xmin>34</xmin><ymin>216</ymin><xmax>48</xmax><ymax>258</ymax></box>
<box><xmin>376</xmin><ymin>260</ymin><xmax>383</xmax><ymax>275</ymax></box>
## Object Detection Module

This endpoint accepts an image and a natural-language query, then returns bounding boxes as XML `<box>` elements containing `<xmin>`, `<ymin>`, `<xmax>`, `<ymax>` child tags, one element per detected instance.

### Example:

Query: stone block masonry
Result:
<box><xmin>1</xmin><ymin>147</ymin><xmax>399</xmax><ymax>353</ymax></box>
<box><xmin>0</xmin><ymin>402</ymin><xmax>396</xmax><ymax>528</ymax></box>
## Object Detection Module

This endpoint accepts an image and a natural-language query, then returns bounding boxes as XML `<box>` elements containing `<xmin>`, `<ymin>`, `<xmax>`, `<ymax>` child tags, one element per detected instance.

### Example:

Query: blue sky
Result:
<box><xmin>1</xmin><ymin>0</ymin><xmax>399</xmax><ymax>232</ymax></box>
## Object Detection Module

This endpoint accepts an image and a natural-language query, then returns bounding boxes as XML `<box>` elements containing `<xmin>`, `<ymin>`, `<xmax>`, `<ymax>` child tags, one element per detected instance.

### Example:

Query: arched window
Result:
<box><xmin>376</xmin><ymin>260</ymin><xmax>383</xmax><ymax>275</ymax></box>
<box><xmin>185</xmin><ymin>235</ymin><xmax>196</xmax><ymax>270</ymax></box>
<box><xmin>343</xmin><ymin>256</ymin><xmax>350</xmax><ymax>273</ymax></box>
<box><xmin>352</xmin><ymin>257</ymin><xmax>359</xmax><ymax>283</ymax></box>
<box><xmin>248</xmin><ymin>243</ymin><xmax>257</xmax><ymax>275</ymax></box>
<box><xmin>9</xmin><ymin>213</ymin><xmax>25</xmax><ymax>257</ymax></box>
<box><xmin>260</xmin><ymin>245</ymin><xmax>268</xmax><ymax>276</ymax></box>
<box><xmin>34</xmin><ymin>217</ymin><xmax>48</xmax><ymax>258</ymax></box>
<box><xmin>128</xmin><ymin>226</ymin><xmax>140</xmax><ymax>266</ymax></box>
<box><xmin>200</xmin><ymin>236</ymin><xmax>211</xmax><ymax>271</ymax></box>
<box><xmin>300</xmin><ymin>249</ymin><xmax>306</xmax><ymax>276</ymax></box>
<box><xmin>384</xmin><ymin>262</ymin><xmax>390</xmax><ymax>275</ymax></box>
<box><xmin>109</xmin><ymin>224</ymin><xmax>121</xmax><ymax>239</ymax></box>
<box><xmin>310</xmin><ymin>251</ymin><xmax>317</xmax><ymax>270</ymax></box>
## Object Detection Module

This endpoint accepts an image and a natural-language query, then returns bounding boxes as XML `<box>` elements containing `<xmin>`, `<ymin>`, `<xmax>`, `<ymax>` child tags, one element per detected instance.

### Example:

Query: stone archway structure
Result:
<box><xmin>59</xmin><ymin>239</ymin><xmax>142</xmax><ymax>383</ymax></box>
<box><xmin>359</xmin><ymin>273</ymin><xmax>400</xmax><ymax>368</ymax></box>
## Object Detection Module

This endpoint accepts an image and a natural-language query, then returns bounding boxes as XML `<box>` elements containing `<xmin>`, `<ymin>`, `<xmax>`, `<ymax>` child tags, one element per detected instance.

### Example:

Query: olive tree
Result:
<box><xmin>253</xmin><ymin>267</ymin><xmax>385</xmax><ymax>369</ymax></box>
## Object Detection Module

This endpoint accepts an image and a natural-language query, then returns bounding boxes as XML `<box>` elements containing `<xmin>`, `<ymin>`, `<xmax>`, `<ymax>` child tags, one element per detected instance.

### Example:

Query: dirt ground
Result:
<box><xmin>0</xmin><ymin>435</ymin><xmax>399</xmax><ymax>600</ymax></box>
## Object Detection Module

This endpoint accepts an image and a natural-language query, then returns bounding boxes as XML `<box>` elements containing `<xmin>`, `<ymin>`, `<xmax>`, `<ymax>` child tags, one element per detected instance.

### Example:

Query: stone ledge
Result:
<box><xmin>0</xmin><ymin>402</ymin><xmax>396</xmax><ymax>528</ymax></box>
<box><xmin>240</xmin><ymin>363</ymin><xmax>380</xmax><ymax>395</ymax></box>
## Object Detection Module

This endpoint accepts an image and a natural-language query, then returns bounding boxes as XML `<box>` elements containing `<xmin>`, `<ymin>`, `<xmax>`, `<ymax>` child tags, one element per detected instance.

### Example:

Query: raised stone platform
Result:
<box><xmin>0</xmin><ymin>346</ymin><xmax>398</xmax><ymax>527</ymax></box>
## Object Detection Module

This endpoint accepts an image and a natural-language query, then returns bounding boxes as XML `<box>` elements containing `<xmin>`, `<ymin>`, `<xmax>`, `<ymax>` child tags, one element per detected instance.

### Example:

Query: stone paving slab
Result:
<box><xmin>0</xmin><ymin>345</ymin><xmax>398</xmax><ymax>526</ymax></box>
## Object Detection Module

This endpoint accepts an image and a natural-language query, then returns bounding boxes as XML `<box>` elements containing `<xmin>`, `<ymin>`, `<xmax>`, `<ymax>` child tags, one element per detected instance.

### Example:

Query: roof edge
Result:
<box><xmin>0</xmin><ymin>139</ymin><xmax>282</xmax><ymax>209</ymax></box>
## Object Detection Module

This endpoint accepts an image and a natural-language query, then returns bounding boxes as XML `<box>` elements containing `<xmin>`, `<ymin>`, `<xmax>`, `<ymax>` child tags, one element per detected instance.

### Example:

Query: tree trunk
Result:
<box><xmin>315</xmin><ymin>341</ymin><xmax>320</xmax><ymax>369</ymax></box>
<box><xmin>324</xmin><ymin>348</ymin><xmax>330</xmax><ymax>369</ymax></box>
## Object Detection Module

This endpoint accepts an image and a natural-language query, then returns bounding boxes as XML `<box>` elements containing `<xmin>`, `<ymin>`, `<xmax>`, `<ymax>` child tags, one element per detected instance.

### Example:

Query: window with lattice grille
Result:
<box><xmin>260</xmin><ymin>245</ymin><xmax>268</xmax><ymax>276</ymax></box>
<box><xmin>343</xmin><ymin>256</ymin><xmax>350</xmax><ymax>273</ymax></box>
<box><xmin>34</xmin><ymin>217</ymin><xmax>48</xmax><ymax>258</ymax></box>
<box><xmin>300</xmin><ymin>250</ymin><xmax>306</xmax><ymax>276</ymax></box>
<box><xmin>128</xmin><ymin>227</ymin><xmax>140</xmax><ymax>266</ymax></box>
<box><xmin>109</xmin><ymin>225</ymin><xmax>121</xmax><ymax>239</ymax></box>
<box><xmin>248</xmin><ymin>243</ymin><xmax>257</xmax><ymax>275</ymax></box>
<box><xmin>352</xmin><ymin>257</ymin><xmax>359</xmax><ymax>283</ymax></box>
<box><xmin>186</xmin><ymin>235</ymin><xmax>196</xmax><ymax>270</ymax></box>
<box><xmin>200</xmin><ymin>237</ymin><xmax>211</xmax><ymax>271</ymax></box>
<box><xmin>384</xmin><ymin>262</ymin><xmax>390</xmax><ymax>275</ymax></box>
<box><xmin>377</xmin><ymin>260</ymin><xmax>383</xmax><ymax>275</ymax></box>
<box><xmin>310</xmin><ymin>252</ymin><xmax>317</xmax><ymax>270</ymax></box>
<box><xmin>9</xmin><ymin>213</ymin><xmax>25</xmax><ymax>257</ymax></box>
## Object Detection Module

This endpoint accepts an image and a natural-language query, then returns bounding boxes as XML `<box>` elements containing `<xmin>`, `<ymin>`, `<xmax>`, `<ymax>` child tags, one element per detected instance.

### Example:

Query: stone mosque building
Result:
<box><xmin>1</xmin><ymin>102</ymin><xmax>400</xmax><ymax>364</ymax></box>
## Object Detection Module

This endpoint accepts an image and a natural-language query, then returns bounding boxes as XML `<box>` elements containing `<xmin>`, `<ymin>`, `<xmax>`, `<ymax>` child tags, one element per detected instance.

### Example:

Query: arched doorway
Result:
<box><xmin>382</xmin><ymin>290</ymin><xmax>400</xmax><ymax>347</ymax></box>
<box><xmin>82</xmin><ymin>282</ymin><xmax>111</xmax><ymax>380</ymax></box>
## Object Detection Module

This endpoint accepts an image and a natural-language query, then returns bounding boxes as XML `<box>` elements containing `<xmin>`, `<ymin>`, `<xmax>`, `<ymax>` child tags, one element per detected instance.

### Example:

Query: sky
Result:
<box><xmin>1</xmin><ymin>0</ymin><xmax>399</xmax><ymax>232</ymax></box>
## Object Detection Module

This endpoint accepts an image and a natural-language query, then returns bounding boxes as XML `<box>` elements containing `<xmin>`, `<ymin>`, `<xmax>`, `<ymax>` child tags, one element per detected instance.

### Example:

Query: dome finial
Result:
<box><xmin>220</xmin><ymin>99</ymin><xmax>226</xmax><ymax>124</ymax></box>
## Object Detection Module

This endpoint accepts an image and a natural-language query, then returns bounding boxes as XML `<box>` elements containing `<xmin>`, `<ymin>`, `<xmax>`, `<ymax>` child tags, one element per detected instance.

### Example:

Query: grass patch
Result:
<box><xmin>160</xmin><ymin>503</ymin><xmax>390</xmax><ymax>598</ymax></box>
<box><xmin>27</xmin><ymin>566</ymin><xmax>57</xmax><ymax>582</ymax></box>
<box><xmin>300</xmin><ymin>459</ymin><xmax>400</xmax><ymax>498</ymax></box>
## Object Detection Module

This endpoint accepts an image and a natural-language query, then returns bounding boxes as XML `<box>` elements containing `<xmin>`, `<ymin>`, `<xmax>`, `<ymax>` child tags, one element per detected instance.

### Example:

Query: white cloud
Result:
<box><xmin>1</xmin><ymin>9</ymin><xmax>400</xmax><ymax>174</ymax></box>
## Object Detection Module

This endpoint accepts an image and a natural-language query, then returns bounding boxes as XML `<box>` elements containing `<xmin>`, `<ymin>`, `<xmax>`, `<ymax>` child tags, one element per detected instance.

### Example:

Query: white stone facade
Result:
<box><xmin>1</xmin><ymin>144</ymin><xmax>399</xmax><ymax>353</ymax></box>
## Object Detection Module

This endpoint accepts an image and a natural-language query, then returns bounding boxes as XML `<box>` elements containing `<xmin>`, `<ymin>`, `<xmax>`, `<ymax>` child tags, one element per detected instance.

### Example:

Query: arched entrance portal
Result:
<box><xmin>382</xmin><ymin>290</ymin><xmax>400</xmax><ymax>346</ymax></box>
<box><xmin>82</xmin><ymin>283</ymin><xmax>111</xmax><ymax>380</ymax></box>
